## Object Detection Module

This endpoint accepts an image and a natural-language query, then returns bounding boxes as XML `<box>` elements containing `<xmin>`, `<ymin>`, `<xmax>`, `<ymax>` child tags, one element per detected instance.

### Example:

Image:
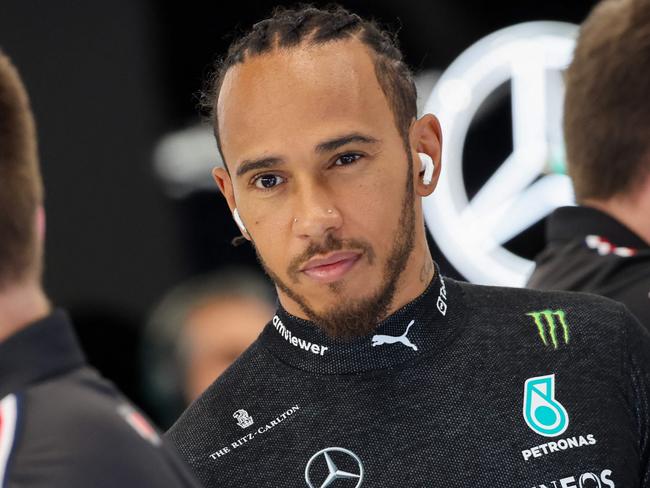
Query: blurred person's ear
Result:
<box><xmin>36</xmin><ymin>205</ymin><xmax>46</xmax><ymax>242</ymax></box>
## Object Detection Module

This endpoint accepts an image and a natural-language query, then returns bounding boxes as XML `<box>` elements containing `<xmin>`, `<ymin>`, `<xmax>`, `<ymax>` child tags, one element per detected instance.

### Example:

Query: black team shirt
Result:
<box><xmin>168</xmin><ymin>269</ymin><xmax>650</xmax><ymax>487</ymax></box>
<box><xmin>0</xmin><ymin>311</ymin><xmax>200</xmax><ymax>488</ymax></box>
<box><xmin>528</xmin><ymin>206</ymin><xmax>650</xmax><ymax>330</ymax></box>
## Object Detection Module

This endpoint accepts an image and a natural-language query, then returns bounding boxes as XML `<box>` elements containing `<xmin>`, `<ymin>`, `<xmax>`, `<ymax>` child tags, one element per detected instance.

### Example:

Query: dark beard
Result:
<box><xmin>253</xmin><ymin>151</ymin><xmax>416</xmax><ymax>339</ymax></box>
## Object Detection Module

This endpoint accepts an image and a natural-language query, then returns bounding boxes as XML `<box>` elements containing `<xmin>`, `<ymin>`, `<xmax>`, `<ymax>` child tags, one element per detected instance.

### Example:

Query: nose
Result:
<box><xmin>292</xmin><ymin>181</ymin><xmax>342</xmax><ymax>239</ymax></box>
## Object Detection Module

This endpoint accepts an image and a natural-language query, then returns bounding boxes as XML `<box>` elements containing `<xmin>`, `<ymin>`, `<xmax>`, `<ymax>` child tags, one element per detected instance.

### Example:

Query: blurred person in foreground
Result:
<box><xmin>168</xmin><ymin>5</ymin><xmax>650</xmax><ymax>487</ymax></box>
<box><xmin>143</xmin><ymin>269</ymin><xmax>274</xmax><ymax>428</ymax></box>
<box><xmin>528</xmin><ymin>0</ymin><xmax>650</xmax><ymax>329</ymax></box>
<box><xmin>0</xmin><ymin>50</ymin><xmax>199</xmax><ymax>487</ymax></box>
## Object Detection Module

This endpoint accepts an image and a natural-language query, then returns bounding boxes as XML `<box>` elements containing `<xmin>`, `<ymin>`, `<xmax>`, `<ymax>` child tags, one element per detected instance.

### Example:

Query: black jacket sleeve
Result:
<box><xmin>6</xmin><ymin>369</ymin><xmax>201</xmax><ymax>488</ymax></box>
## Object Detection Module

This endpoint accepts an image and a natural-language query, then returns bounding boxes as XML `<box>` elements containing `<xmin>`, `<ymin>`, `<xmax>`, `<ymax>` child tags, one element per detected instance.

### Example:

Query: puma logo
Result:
<box><xmin>371</xmin><ymin>320</ymin><xmax>418</xmax><ymax>351</ymax></box>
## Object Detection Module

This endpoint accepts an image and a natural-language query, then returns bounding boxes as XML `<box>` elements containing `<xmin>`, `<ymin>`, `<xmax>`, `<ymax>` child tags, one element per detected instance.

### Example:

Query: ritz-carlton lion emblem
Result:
<box><xmin>233</xmin><ymin>409</ymin><xmax>254</xmax><ymax>429</ymax></box>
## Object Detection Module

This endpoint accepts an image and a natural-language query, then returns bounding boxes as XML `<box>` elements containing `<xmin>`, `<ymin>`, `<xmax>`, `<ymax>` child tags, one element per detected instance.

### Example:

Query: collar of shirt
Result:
<box><xmin>258</xmin><ymin>266</ymin><xmax>465</xmax><ymax>374</ymax></box>
<box><xmin>0</xmin><ymin>310</ymin><xmax>86</xmax><ymax>399</ymax></box>
<box><xmin>547</xmin><ymin>206</ymin><xmax>649</xmax><ymax>250</ymax></box>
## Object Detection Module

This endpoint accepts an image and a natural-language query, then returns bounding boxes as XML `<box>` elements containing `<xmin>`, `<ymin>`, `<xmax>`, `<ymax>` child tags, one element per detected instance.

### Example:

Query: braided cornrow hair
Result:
<box><xmin>201</xmin><ymin>4</ymin><xmax>417</xmax><ymax>164</ymax></box>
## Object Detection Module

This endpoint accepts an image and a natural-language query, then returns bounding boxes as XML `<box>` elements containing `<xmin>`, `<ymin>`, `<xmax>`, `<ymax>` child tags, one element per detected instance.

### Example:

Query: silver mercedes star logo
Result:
<box><xmin>305</xmin><ymin>447</ymin><xmax>364</xmax><ymax>488</ymax></box>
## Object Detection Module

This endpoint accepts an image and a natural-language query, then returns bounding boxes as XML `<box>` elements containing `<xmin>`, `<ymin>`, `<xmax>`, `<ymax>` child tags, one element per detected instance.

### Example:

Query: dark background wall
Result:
<box><xmin>0</xmin><ymin>0</ymin><xmax>597</xmax><ymax>410</ymax></box>
<box><xmin>0</xmin><ymin>1</ymin><xmax>180</xmax><ymax>314</ymax></box>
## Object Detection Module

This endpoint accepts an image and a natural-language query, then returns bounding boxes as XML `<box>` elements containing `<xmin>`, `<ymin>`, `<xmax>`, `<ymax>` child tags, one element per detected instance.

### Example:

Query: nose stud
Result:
<box><xmin>327</xmin><ymin>209</ymin><xmax>333</xmax><ymax>214</ymax></box>
<box><xmin>294</xmin><ymin>218</ymin><xmax>298</xmax><ymax>223</ymax></box>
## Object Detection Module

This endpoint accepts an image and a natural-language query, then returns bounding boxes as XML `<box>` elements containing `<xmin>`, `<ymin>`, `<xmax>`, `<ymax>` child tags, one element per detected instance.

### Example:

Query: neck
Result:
<box><xmin>392</xmin><ymin>242</ymin><xmax>436</xmax><ymax>313</ymax></box>
<box><xmin>0</xmin><ymin>282</ymin><xmax>51</xmax><ymax>343</ymax></box>
<box><xmin>582</xmin><ymin>178</ymin><xmax>650</xmax><ymax>246</ymax></box>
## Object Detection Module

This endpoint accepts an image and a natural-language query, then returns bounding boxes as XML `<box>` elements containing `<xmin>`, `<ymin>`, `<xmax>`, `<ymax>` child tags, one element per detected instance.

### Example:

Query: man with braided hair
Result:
<box><xmin>168</xmin><ymin>5</ymin><xmax>650</xmax><ymax>487</ymax></box>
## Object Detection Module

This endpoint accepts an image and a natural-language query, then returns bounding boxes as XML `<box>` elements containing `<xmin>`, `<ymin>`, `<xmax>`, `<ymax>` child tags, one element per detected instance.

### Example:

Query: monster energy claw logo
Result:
<box><xmin>526</xmin><ymin>310</ymin><xmax>569</xmax><ymax>349</ymax></box>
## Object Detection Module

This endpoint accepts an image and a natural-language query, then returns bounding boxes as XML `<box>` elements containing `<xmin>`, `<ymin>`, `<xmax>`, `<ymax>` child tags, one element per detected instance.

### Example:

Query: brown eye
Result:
<box><xmin>253</xmin><ymin>174</ymin><xmax>285</xmax><ymax>190</ymax></box>
<box><xmin>334</xmin><ymin>153</ymin><xmax>362</xmax><ymax>166</ymax></box>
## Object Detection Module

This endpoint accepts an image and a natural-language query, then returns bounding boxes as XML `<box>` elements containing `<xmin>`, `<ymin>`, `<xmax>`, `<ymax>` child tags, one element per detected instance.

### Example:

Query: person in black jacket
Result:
<box><xmin>527</xmin><ymin>0</ymin><xmax>650</xmax><ymax>330</ymax></box>
<box><xmin>0</xmin><ymin>50</ymin><xmax>199</xmax><ymax>488</ymax></box>
<box><xmin>167</xmin><ymin>5</ymin><xmax>650</xmax><ymax>487</ymax></box>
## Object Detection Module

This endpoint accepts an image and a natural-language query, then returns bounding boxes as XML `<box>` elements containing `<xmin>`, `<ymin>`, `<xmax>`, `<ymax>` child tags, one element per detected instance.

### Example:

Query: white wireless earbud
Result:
<box><xmin>418</xmin><ymin>153</ymin><xmax>435</xmax><ymax>185</ymax></box>
<box><xmin>232</xmin><ymin>208</ymin><xmax>249</xmax><ymax>238</ymax></box>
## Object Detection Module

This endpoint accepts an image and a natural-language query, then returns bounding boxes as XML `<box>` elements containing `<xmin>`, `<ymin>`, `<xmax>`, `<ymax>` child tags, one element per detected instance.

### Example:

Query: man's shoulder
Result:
<box><xmin>18</xmin><ymin>367</ymin><xmax>164</xmax><ymax>452</ymax></box>
<box><xmin>4</xmin><ymin>366</ymin><xmax>200</xmax><ymax>487</ymax></box>
<box><xmin>528</xmin><ymin>216</ymin><xmax>650</xmax><ymax>293</ymax></box>
<box><xmin>457</xmin><ymin>278</ymin><xmax>628</xmax><ymax>310</ymax></box>
<box><xmin>453</xmin><ymin>279</ymin><xmax>639</xmax><ymax>347</ymax></box>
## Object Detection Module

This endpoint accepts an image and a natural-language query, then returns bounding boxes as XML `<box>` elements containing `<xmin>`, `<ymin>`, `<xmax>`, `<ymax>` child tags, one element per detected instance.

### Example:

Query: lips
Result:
<box><xmin>300</xmin><ymin>251</ymin><xmax>362</xmax><ymax>283</ymax></box>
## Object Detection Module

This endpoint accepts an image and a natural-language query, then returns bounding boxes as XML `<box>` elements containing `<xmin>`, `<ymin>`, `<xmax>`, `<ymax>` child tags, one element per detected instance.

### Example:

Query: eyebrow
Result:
<box><xmin>236</xmin><ymin>157</ymin><xmax>283</xmax><ymax>177</ymax></box>
<box><xmin>235</xmin><ymin>133</ymin><xmax>380</xmax><ymax>178</ymax></box>
<box><xmin>315</xmin><ymin>133</ymin><xmax>380</xmax><ymax>154</ymax></box>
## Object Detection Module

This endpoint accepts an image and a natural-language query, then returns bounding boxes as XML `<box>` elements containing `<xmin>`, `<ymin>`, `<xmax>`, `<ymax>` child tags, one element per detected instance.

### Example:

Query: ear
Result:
<box><xmin>410</xmin><ymin>114</ymin><xmax>443</xmax><ymax>197</ymax></box>
<box><xmin>212</xmin><ymin>167</ymin><xmax>236</xmax><ymax>212</ymax></box>
<box><xmin>213</xmin><ymin>167</ymin><xmax>252</xmax><ymax>241</ymax></box>
<box><xmin>36</xmin><ymin>205</ymin><xmax>46</xmax><ymax>243</ymax></box>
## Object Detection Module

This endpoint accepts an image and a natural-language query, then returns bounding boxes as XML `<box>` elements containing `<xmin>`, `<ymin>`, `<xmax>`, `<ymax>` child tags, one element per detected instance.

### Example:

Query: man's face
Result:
<box><xmin>183</xmin><ymin>296</ymin><xmax>272</xmax><ymax>402</ymax></box>
<box><xmin>215</xmin><ymin>39</ymin><xmax>428</xmax><ymax>336</ymax></box>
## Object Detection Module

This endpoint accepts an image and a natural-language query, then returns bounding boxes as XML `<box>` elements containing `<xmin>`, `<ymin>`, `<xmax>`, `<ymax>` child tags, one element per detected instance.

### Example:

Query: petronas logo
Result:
<box><xmin>523</xmin><ymin>374</ymin><xmax>569</xmax><ymax>437</ymax></box>
<box><xmin>526</xmin><ymin>310</ymin><xmax>569</xmax><ymax>349</ymax></box>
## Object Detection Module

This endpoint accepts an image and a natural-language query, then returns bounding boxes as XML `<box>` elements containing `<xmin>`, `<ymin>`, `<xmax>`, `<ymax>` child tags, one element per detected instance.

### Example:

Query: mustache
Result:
<box><xmin>287</xmin><ymin>233</ymin><xmax>375</xmax><ymax>280</ymax></box>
